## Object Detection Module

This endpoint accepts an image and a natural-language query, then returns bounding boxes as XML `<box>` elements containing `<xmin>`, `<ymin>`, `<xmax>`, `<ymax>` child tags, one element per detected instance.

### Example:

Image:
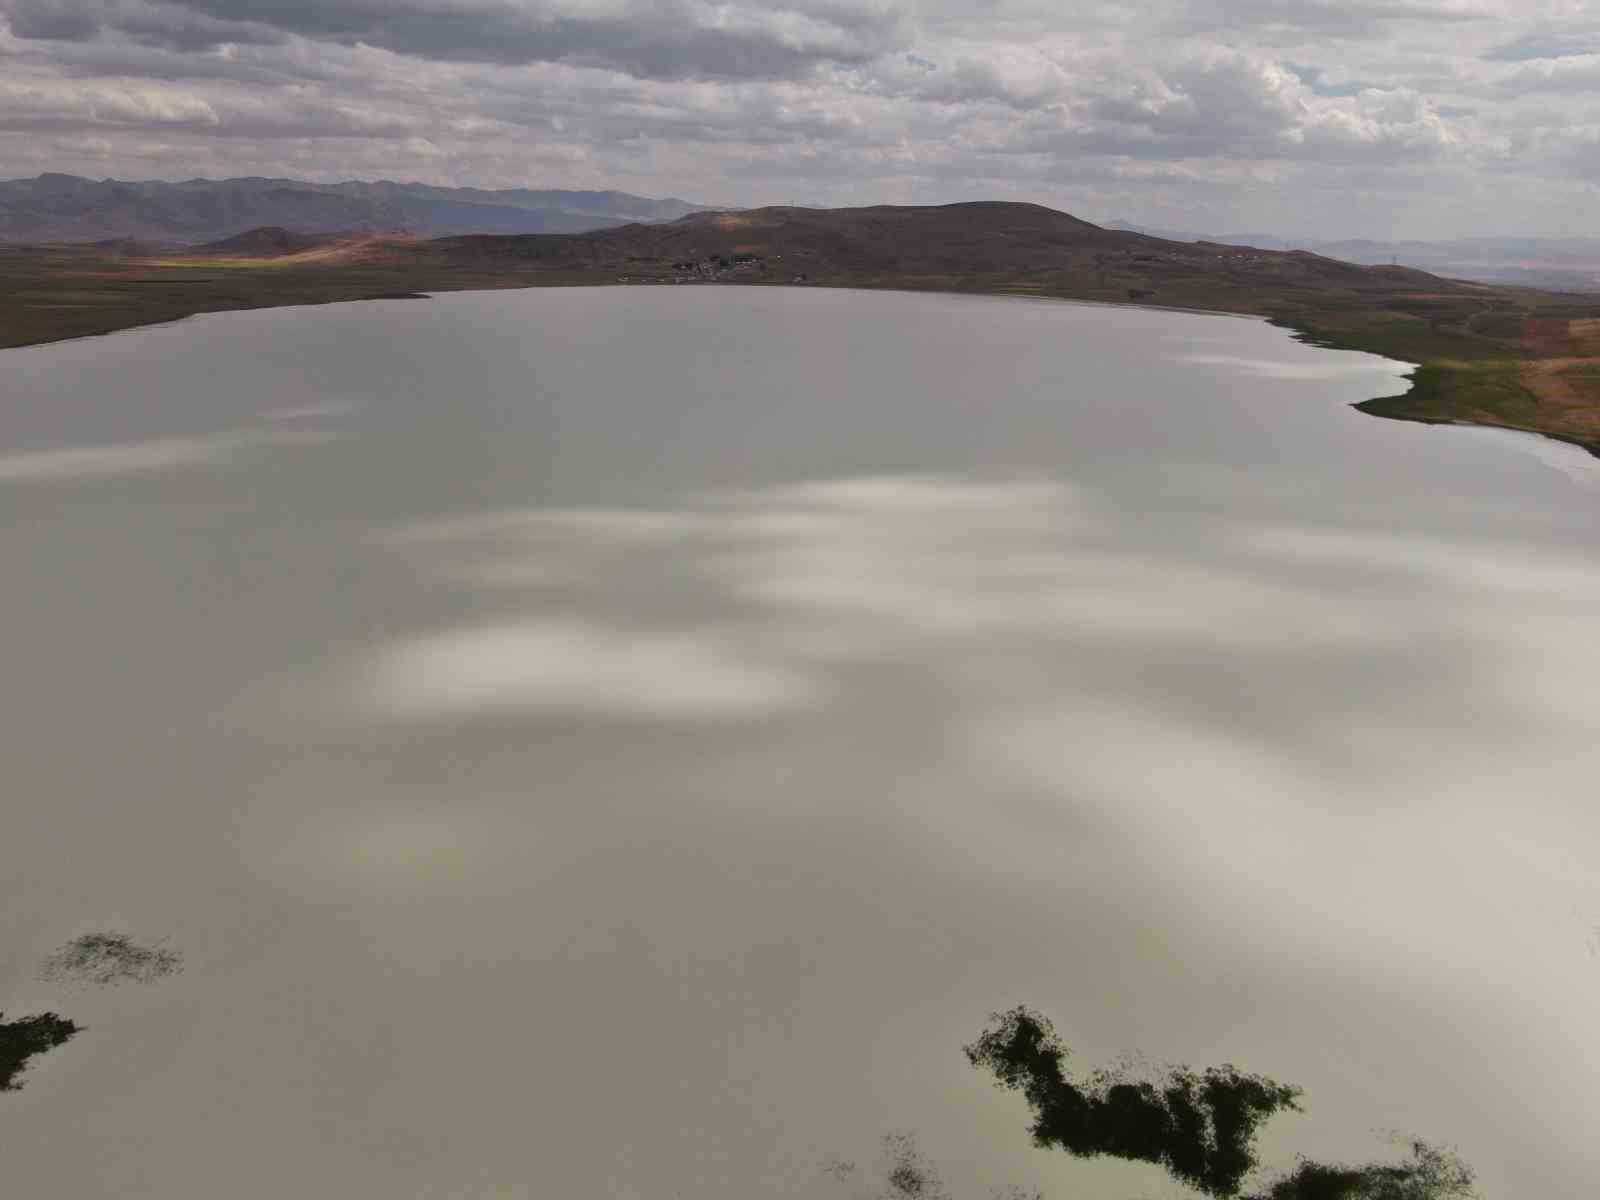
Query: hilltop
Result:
<box><xmin>4</xmin><ymin>200</ymin><xmax>1600</xmax><ymax>453</ymax></box>
<box><xmin>410</xmin><ymin>202</ymin><xmax>1478</xmax><ymax>318</ymax></box>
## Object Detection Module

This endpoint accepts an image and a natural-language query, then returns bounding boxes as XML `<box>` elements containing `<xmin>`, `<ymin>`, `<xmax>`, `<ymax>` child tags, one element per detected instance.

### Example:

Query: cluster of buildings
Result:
<box><xmin>614</xmin><ymin>252</ymin><xmax>811</xmax><ymax>284</ymax></box>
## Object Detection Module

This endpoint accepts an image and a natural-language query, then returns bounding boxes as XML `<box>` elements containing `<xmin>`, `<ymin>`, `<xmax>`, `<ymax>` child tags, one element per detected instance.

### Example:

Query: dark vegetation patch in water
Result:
<box><xmin>828</xmin><ymin>1135</ymin><xmax>1049</xmax><ymax>1200</ymax></box>
<box><xmin>882</xmin><ymin>1133</ymin><xmax>948</xmax><ymax>1200</ymax></box>
<box><xmin>40</xmin><ymin>933</ymin><xmax>183</xmax><ymax>987</ymax></box>
<box><xmin>967</xmin><ymin>1006</ymin><xmax>1475</xmax><ymax>1200</ymax></box>
<box><xmin>0</xmin><ymin>1012</ymin><xmax>81</xmax><ymax>1093</ymax></box>
<box><xmin>965</xmin><ymin>1005</ymin><xmax>1300</xmax><ymax>1197</ymax></box>
<box><xmin>0</xmin><ymin>934</ymin><xmax>184</xmax><ymax>1097</ymax></box>
<box><xmin>1257</xmin><ymin>1142</ymin><xmax>1476</xmax><ymax>1200</ymax></box>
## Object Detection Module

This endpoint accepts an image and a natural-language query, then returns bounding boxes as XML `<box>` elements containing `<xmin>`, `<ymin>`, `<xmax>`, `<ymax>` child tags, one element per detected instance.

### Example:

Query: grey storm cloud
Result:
<box><xmin>6</xmin><ymin>0</ymin><xmax>282</xmax><ymax>49</ymax></box>
<box><xmin>1177</xmin><ymin>0</ymin><xmax>1491</xmax><ymax>39</ymax></box>
<box><xmin>1483</xmin><ymin>24</ymin><xmax>1600</xmax><ymax>63</ymax></box>
<box><xmin>3</xmin><ymin>0</ymin><xmax>910</xmax><ymax>78</ymax></box>
<box><xmin>0</xmin><ymin>0</ymin><xmax>1595</xmax><ymax>239</ymax></box>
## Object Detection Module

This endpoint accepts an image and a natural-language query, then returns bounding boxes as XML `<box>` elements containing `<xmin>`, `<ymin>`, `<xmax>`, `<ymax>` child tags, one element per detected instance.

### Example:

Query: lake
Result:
<box><xmin>2</xmin><ymin>286</ymin><xmax>1596</xmax><ymax>1199</ymax></box>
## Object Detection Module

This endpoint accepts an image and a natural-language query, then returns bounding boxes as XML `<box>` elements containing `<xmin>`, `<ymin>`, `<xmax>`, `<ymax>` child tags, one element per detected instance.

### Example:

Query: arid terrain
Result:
<box><xmin>7</xmin><ymin>201</ymin><xmax>1600</xmax><ymax>454</ymax></box>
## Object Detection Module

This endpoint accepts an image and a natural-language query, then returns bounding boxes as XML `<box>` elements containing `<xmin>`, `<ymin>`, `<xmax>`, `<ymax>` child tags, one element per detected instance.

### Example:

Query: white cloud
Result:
<box><xmin>0</xmin><ymin>0</ymin><xmax>1595</xmax><ymax>235</ymax></box>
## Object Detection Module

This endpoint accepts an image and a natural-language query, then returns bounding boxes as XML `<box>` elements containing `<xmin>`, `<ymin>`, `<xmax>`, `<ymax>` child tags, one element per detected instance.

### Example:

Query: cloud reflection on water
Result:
<box><xmin>1180</xmin><ymin>354</ymin><xmax>1409</xmax><ymax>381</ymax></box>
<box><xmin>317</xmin><ymin>469</ymin><xmax>1600</xmax><ymax>1195</ymax></box>
<box><xmin>350</xmin><ymin>620</ymin><xmax>828</xmax><ymax>722</ymax></box>
<box><xmin>339</xmin><ymin>469</ymin><xmax>1600</xmax><ymax>974</ymax></box>
<box><xmin>0</xmin><ymin>428</ymin><xmax>334</xmax><ymax>483</ymax></box>
<box><xmin>349</xmin><ymin>471</ymin><xmax>1600</xmax><ymax>748</ymax></box>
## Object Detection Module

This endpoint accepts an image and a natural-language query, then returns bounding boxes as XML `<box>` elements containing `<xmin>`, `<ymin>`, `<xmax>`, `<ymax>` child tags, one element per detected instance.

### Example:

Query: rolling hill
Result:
<box><xmin>406</xmin><ymin>202</ymin><xmax>1487</xmax><ymax>325</ymax></box>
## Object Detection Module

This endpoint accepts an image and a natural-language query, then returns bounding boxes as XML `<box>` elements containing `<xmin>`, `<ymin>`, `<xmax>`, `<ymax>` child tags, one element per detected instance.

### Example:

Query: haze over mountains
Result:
<box><xmin>0</xmin><ymin>174</ymin><xmax>707</xmax><ymax>244</ymax></box>
<box><xmin>1108</xmin><ymin>222</ymin><xmax>1600</xmax><ymax>291</ymax></box>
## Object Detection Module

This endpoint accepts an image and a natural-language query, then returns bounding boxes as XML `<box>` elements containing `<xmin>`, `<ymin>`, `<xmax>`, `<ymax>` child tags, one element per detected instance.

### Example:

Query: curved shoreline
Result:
<box><xmin>3</xmin><ymin>251</ymin><xmax>1596</xmax><ymax>459</ymax></box>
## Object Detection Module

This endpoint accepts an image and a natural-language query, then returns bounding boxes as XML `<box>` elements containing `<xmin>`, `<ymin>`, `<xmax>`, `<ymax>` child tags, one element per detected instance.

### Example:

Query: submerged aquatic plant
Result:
<box><xmin>826</xmin><ymin>1136</ymin><xmax>1046</xmax><ymax>1200</ymax></box>
<box><xmin>39</xmin><ymin>932</ymin><xmax>183</xmax><ymax>986</ymax></box>
<box><xmin>0</xmin><ymin>1012</ymin><xmax>81</xmax><ymax>1092</ymax></box>
<box><xmin>1251</xmin><ymin>1140</ymin><xmax>1476</xmax><ymax>1200</ymax></box>
<box><xmin>967</xmin><ymin>1006</ymin><xmax>1477</xmax><ymax>1199</ymax></box>
<box><xmin>965</xmin><ymin>1005</ymin><xmax>1301</xmax><ymax>1197</ymax></box>
<box><xmin>882</xmin><ymin>1133</ymin><xmax>948</xmax><ymax>1200</ymax></box>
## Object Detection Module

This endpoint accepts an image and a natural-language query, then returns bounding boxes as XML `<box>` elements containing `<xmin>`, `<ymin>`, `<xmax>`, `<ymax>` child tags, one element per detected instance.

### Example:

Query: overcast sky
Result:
<box><xmin>3</xmin><ymin>0</ymin><xmax>1599</xmax><ymax>237</ymax></box>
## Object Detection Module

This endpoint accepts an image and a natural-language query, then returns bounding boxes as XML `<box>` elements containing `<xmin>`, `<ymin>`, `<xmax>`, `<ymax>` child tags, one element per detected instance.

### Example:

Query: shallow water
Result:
<box><xmin>1</xmin><ymin>287</ymin><xmax>1596</xmax><ymax>1199</ymax></box>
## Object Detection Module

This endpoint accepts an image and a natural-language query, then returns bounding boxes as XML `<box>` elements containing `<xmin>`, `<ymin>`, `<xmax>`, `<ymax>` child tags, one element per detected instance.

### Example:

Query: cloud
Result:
<box><xmin>0</xmin><ymin>0</ymin><xmax>1592</xmax><ymax>236</ymax></box>
<box><xmin>0</xmin><ymin>77</ymin><xmax>219</xmax><ymax>129</ymax></box>
<box><xmin>1484</xmin><ymin>22</ymin><xmax>1600</xmax><ymax>63</ymax></box>
<box><xmin>6</xmin><ymin>0</ymin><xmax>282</xmax><ymax>50</ymax></box>
<box><xmin>4</xmin><ymin>0</ymin><xmax>910</xmax><ymax>79</ymax></box>
<box><xmin>1082</xmin><ymin>53</ymin><xmax>1307</xmax><ymax>153</ymax></box>
<box><xmin>1178</xmin><ymin>0</ymin><xmax>1492</xmax><ymax>40</ymax></box>
<box><xmin>1293</xmin><ymin>86</ymin><xmax>1458</xmax><ymax>160</ymax></box>
<box><xmin>0</xmin><ymin>74</ymin><xmax>420</xmax><ymax>135</ymax></box>
<box><xmin>1499</xmin><ymin>53</ymin><xmax>1600</xmax><ymax>94</ymax></box>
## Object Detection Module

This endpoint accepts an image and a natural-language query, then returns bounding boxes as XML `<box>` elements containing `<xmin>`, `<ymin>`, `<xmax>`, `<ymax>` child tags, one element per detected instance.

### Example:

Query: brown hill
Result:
<box><xmin>186</xmin><ymin>226</ymin><xmax>352</xmax><ymax>258</ymax></box>
<box><xmin>167</xmin><ymin>227</ymin><xmax>427</xmax><ymax>268</ymax></box>
<box><xmin>433</xmin><ymin>201</ymin><xmax>1116</xmax><ymax>267</ymax></box>
<box><xmin>413</xmin><ymin>201</ymin><xmax>1469</xmax><ymax>315</ymax></box>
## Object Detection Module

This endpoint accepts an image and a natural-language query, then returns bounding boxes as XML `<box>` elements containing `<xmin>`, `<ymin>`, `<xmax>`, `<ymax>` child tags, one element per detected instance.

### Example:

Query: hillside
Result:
<box><xmin>183</xmin><ymin>227</ymin><xmax>350</xmax><ymax>258</ymax></box>
<box><xmin>414</xmin><ymin>202</ymin><xmax>1476</xmax><ymax>317</ymax></box>
<box><xmin>5</xmin><ymin>200</ymin><xmax>1600</xmax><ymax>454</ymax></box>
<box><xmin>0</xmin><ymin>174</ymin><xmax>707</xmax><ymax>243</ymax></box>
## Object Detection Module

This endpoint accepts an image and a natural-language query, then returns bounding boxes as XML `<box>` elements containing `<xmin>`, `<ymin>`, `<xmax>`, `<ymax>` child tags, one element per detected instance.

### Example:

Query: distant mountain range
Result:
<box><xmin>1106</xmin><ymin>221</ymin><xmax>1600</xmax><ymax>290</ymax></box>
<box><xmin>0</xmin><ymin>174</ymin><xmax>710</xmax><ymax>243</ymax></box>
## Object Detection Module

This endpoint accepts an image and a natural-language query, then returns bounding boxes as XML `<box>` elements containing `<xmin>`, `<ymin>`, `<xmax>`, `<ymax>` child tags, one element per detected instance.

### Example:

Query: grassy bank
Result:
<box><xmin>1274</xmin><ymin>306</ymin><xmax>1600</xmax><ymax>455</ymax></box>
<box><xmin>0</xmin><ymin>245</ymin><xmax>605</xmax><ymax>351</ymax></box>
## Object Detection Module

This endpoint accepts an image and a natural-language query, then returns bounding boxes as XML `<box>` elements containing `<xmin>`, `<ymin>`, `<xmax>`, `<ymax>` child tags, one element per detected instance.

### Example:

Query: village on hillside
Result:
<box><xmin>614</xmin><ymin>252</ymin><xmax>808</xmax><ymax>284</ymax></box>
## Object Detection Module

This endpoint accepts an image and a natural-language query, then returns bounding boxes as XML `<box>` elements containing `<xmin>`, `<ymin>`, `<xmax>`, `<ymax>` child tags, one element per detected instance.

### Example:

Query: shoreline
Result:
<box><xmin>3</xmin><ymin>259</ymin><xmax>1596</xmax><ymax>459</ymax></box>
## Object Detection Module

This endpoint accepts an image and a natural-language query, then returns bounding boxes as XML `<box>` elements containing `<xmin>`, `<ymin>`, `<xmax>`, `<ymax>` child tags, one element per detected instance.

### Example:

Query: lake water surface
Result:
<box><xmin>2</xmin><ymin>287</ymin><xmax>1596</xmax><ymax>1199</ymax></box>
